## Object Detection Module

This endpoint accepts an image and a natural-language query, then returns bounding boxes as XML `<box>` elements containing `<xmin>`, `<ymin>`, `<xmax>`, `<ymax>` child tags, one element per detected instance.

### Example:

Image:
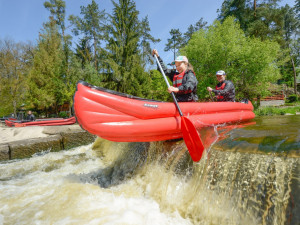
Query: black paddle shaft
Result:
<box><xmin>154</xmin><ymin>55</ymin><xmax>183</xmax><ymax>117</ymax></box>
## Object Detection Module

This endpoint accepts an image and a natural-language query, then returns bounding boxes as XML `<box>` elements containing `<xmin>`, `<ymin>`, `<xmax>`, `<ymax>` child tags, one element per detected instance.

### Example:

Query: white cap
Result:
<box><xmin>171</xmin><ymin>56</ymin><xmax>188</xmax><ymax>65</ymax></box>
<box><xmin>216</xmin><ymin>70</ymin><xmax>226</xmax><ymax>75</ymax></box>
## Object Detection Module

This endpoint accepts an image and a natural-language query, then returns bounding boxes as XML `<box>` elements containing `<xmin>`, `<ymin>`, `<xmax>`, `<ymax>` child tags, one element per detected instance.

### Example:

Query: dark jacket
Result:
<box><xmin>157</xmin><ymin>56</ymin><xmax>198</xmax><ymax>102</ymax></box>
<box><xmin>213</xmin><ymin>80</ymin><xmax>235</xmax><ymax>102</ymax></box>
<box><xmin>26</xmin><ymin>114</ymin><xmax>35</xmax><ymax>121</ymax></box>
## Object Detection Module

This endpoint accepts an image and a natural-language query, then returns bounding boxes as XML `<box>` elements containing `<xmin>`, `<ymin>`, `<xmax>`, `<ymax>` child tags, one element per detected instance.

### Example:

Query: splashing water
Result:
<box><xmin>0</xmin><ymin>116</ymin><xmax>299</xmax><ymax>225</ymax></box>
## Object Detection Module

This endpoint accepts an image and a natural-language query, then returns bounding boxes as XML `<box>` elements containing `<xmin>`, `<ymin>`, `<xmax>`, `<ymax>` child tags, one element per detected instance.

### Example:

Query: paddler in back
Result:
<box><xmin>207</xmin><ymin>70</ymin><xmax>235</xmax><ymax>102</ymax></box>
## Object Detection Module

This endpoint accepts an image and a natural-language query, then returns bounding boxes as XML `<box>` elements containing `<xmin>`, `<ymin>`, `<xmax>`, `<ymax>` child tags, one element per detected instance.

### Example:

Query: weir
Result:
<box><xmin>0</xmin><ymin>116</ymin><xmax>299</xmax><ymax>225</ymax></box>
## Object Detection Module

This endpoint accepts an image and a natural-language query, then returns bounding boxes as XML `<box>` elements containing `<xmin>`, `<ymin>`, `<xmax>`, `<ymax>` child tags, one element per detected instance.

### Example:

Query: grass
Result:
<box><xmin>254</xmin><ymin>103</ymin><xmax>300</xmax><ymax>116</ymax></box>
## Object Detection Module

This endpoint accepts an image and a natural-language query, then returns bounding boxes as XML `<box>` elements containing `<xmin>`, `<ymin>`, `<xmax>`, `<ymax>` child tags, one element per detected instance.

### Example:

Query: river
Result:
<box><xmin>0</xmin><ymin>115</ymin><xmax>299</xmax><ymax>225</ymax></box>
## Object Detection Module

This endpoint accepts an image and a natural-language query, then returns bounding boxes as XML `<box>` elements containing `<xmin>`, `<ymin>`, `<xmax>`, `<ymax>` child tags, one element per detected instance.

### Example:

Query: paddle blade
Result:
<box><xmin>181</xmin><ymin>117</ymin><xmax>205</xmax><ymax>162</ymax></box>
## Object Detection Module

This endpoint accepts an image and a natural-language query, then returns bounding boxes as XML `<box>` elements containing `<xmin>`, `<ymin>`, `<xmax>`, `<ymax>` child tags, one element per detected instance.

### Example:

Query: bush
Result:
<box><xmin>287</xmin><ymin>94</ymin><xmax>298</xmax><ymax>103</ymax></box>
<box><xmin>59</xmin><ymin>111</ymin><xmax>69</xmax><ymax>118</ymax></box>
<box><xmin>254</xmin><ymin>106</ymin><xmax>300</xmax><ymax>116</ymax></box>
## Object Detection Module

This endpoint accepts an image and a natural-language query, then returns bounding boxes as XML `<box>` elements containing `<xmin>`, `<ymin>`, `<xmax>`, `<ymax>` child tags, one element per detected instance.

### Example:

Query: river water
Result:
<box><xmin>0</xmin><ymin>116</ymin><xmax>299</xmax><ymax>225</ymax></box>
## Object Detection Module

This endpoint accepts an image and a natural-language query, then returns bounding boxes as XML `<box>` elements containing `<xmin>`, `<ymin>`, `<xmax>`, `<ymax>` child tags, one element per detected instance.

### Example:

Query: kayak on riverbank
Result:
<box><xmin>5</xmin><ymin>117</ymin><xmax>76</xmax><ymax>127</ymax></box>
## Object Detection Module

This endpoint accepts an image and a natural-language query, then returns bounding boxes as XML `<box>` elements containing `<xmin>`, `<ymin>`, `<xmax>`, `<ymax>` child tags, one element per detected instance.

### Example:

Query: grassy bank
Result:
<box><xmin>254</xmin><ymin>103</ymin><xmax>300</xmax><ymax>116</ymax></box>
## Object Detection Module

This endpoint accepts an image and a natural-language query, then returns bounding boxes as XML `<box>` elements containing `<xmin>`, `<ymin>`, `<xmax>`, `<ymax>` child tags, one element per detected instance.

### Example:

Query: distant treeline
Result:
<box><xmin>0</xmin><ymin>0</ymin><xmax>299</xmax><ymax>117</ymax></box>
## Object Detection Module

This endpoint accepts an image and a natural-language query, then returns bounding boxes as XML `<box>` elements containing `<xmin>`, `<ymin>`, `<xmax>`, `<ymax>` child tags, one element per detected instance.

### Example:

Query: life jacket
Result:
<box><xmin>215</xmin><ymin>82</ymin><xmax>226</xmax><ymax>100</ymax></box>
<box><xmin>172</xmin><ymin>70</ymin><xmax>195</xmax><ymax>87</ymax></box>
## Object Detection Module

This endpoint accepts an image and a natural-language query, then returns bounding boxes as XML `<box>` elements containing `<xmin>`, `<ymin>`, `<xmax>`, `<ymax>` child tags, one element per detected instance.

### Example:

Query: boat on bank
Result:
<box><xmin>73</xmin><ymin>81</ymin><xmax>255</xmax><ymax>142</ymax></box>
<box><xmin>5</xmin><ymin>117</ymin><xmax>76</xmax><ymax>127</ymax></box>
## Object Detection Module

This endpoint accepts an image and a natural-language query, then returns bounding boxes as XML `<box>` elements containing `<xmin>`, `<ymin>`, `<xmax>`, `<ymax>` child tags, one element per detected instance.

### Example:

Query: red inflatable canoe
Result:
<box><xmin>5</xmin><ymin>117</ymin><xmax>76</xmax><ymax>127</ymax></box>
<box><xmin>73</xmin><ymin>81</ymin><xmax>255</xmax><ymax>142</ymax></box>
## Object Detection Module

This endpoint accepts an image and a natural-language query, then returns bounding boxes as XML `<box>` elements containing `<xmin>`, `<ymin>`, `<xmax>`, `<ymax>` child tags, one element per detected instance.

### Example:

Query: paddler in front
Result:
<box><xmin>152</xmin><ymin>49</ymin><xmax>198</xmax><ymax>102</ymax></box>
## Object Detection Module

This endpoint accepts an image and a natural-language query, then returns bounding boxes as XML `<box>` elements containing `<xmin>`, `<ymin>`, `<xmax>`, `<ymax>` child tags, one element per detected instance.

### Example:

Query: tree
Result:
<box><xmin>27</xmin><ymin>20</ymin><xmax>65</xmax><ymax>115</ymax></box>
<box><xmin>218</xmin><ymin>0</ymin><xmax>285</xmax><ymax>42</ymax></box>
<box><xmin>295</xmin><ymin>0</ymin><xmax>300</xmax><ymax>20</ymax></box>
<box><xmin>104</xmin><ymin>0</ymin><xmax>154</xmax><ymax>97</ymax></box>
<box><xmin>69</xmin><ymin>0</ymin><xmax>106</xmax><ymax>71</ymax></box>
<box><xmin>44</xmin><ymin>0</ymin><xmax>72</xmax><ymax>73</ymax></box>
<box><xmin>0</xmin><ymin>39</ymin><xmax>32</xmax><ymax>116</ymax></box>
<box><xmin>183</xmin><ymin>18</ymin><xmax>208</xmax><ymax>45</ymax></box>
<box><xmin>140</xmin><ymin>16</ymin><xmax>160</xmax><ymax>64</ymax></box>
<box><xmin>149</xmin><ymin>69</ymin><xmax>170</xmax><ymax>101</ymax></box>
<box><xmin>218</xmin><ymin>0</ymin><xmax>299</xmax><ymax>95</ymax></box>
<box><xmin>164</xmin><ymin>29</ymin><xmax>184</xmax><ymax>61</ymax></box>
<box><xmin>182</xmin><ymin>17</ymin><xmax>281</xmax><ymax>101</ymax></box>
<box><xmin>281</xmin><ymin>4</ymin><xmax>299</xmax><ymax>94</ymax></box>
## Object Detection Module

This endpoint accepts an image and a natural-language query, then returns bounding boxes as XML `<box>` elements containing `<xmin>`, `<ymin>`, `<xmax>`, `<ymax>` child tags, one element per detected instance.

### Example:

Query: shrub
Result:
<box><xmin>59</xmin><ymin>111</ymin><xmax>69</xmax><ymax>118</ymax></box>
<box><xmin>287</xmin><ymin>94</ymin><xmax>298</xmax><ymax>103</ymax></box>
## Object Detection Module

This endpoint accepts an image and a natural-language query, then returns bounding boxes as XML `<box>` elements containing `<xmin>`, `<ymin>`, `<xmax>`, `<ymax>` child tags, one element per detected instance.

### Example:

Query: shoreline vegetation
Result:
<box><xmin>254</xmin><ymin>103</ymin><xmax>300</xmax><ymax>116</ymax></box>
<box><xmin>1</xmin><ymin>0</ymin><xmax>299</xmax><ymax>119</ymax></box>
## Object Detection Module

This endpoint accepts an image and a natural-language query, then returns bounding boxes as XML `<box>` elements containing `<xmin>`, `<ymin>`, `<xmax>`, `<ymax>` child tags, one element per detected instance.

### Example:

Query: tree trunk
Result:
<box><xmin>291</xmin><ymin>57</ymin><xmax>297</xmax><ymax>94</ymax></box>
<box><xmin>254</xmin><ymin>0</ymin><xmax>257</xmax><ymax>17</ymax></box>
<box><xmin>257</xmin><ymin>94</ymin><xmax>261</xmax><ymax>107</ymax></box>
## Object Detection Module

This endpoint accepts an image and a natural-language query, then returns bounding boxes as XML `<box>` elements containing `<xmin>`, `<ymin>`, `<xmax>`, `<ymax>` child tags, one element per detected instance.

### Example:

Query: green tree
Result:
<box><xmin>218</xmin><ymin>0</ymin><xmax>299</xmax><ymax>95</ymax></box>
<box><xmin>294</xmin><ymin>0</ymin><xmax>300</xmax><ymax>20</ymax></box>
<box><xmin>281</xmin><ymin>4</ymin><xmax>299</xmax><ymax>94</ymax></box>
<box><xmin>182</xmin><ymin>17</ymin><xmax>281</xmax><ymax>101</ymax></box>
<box><xmin>27</xmin><ymin>20</ymin><xmax>65</xmax><ymax>115</ymax></box>
<box><xmin>44</xmin><ymin>0</ymin><xmax>72</xmax><ymax>70</ymax></box>
<box><xmin>104</xmin><ymin>0</ymin><xmax>153</xmax><ymax>97</ymax></box>
<box><xmin>218</xmin><ymin>0</ymin><xmax>284</xmax><ymax>40</ymax></box>
<box><xmin>140</xmin><ymin>16</ymin><xmax>160</xmax><ymax>64</ymax></box>
<box><xmin>164</xmin><ymin>29</ymin><xmax>184</xmax><ymax>61</ymax></box>
<box><xmin>74</xmin><ymin>37</ymin><xmax>93</xmax><ymax>69</ymax></box>
<box><xmin>149</xmin><ymin>69</ymin><xmax>170</xmax><ymax>101</ymax></box>
<box><xmin>69</xmin><ymin>0</ymin><xmax>106</xmax><ymax>71</ymax></box>
<box><xmin>183</xmin><ymin>18</ymin><xmax>208</xmax><ymax>45</ymax></box>
<box><xmin>0</xmin><ymin>39</ymin><xmax>32</xmax><ymax>116</ymax></box>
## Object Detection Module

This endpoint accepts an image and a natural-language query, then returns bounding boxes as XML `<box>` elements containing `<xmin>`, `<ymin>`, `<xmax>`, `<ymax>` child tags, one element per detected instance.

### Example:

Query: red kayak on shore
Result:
<box><xmin>5</xmin><ymin>117</ymin><xmax>76</xmax><ymax>127</ymax></box>
<box><xmin>73</xmin><ymin>81</ymin><xmax>255</xmax><ymax>142</ymax></box>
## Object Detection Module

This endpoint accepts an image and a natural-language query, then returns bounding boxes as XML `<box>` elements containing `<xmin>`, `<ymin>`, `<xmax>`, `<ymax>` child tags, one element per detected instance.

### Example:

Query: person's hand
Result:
<box><xmin>207</xmin><ymin>87</ymin><xmax>213</xmax><ymax>92</ymax></box>
<box><xmin>152</xmin><ymin>49</ymin><xmax>159</xmax><ymax>57</ymax></box>
<box><xmin>168</xmin><ymin>86</ymin><xmax>179</xmax><ymax>93</ymax></box>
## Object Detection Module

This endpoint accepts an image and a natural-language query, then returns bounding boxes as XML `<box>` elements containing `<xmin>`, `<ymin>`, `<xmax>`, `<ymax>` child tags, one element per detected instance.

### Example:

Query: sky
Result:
<box><xmin>0</xmin><ymin>0</ymin><xmax>297</xmax><ymax>64</ymax></box>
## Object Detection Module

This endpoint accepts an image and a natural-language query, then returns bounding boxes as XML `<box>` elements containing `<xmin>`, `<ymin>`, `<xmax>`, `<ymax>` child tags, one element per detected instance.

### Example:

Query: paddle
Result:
<box><xmin>209</xmin><ymin>92</ymin><xmax>214</xmax><ymax>102</ymax></box>
<box><xmin>154</xmin><ymin>54</ymin><xmax>204</xmax><ymax>162</ymax></box>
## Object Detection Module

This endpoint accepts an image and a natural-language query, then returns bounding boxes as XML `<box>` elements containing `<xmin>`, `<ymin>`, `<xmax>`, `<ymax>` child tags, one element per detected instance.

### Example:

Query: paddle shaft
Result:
<box><xmin>209</xmin><ymin>92</ymin><xmax>214</xmax><ymax>102</ymax></box>
<box><xmin>154</xmin><ymin>55</ymin><xmax>183</xmax><ymax>117</ymax></box>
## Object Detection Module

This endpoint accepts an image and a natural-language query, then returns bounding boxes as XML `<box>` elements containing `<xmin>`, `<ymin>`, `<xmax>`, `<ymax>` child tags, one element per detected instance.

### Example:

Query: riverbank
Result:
<box><xmin>254</xmin><ymin>104</ymin><xmax>300</xmax><ymax>116</ymax></box>
<box><xmin>0</xmin><ymin>124</ymin><xmax>96</xmax><ymax>161</ymax></box>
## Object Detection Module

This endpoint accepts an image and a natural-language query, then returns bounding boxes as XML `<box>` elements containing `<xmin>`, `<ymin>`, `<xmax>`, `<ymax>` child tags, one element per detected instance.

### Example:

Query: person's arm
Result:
<box><xmin>177</xmin><ymin>71</ymin><xmax>198</xmax><ymax>94</ymax></box>
<box><xmin>156</xmin><ymin>56</ymin><xmax>176</xmax><ymax>80</ymax></box>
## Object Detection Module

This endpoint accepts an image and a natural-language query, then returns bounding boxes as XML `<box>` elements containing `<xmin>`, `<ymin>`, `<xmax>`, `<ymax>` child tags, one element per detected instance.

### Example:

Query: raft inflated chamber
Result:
<box><xmin>73</xmin><ymin>81</ymin><xmax>255</xmax><ymax>142</ymax></box>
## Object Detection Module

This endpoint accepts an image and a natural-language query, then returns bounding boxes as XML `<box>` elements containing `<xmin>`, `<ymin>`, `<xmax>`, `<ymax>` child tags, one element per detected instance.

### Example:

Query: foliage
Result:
<box><xmin>254</xmin><ymin>105</ymin><xmax>300</xmax><ymax>116</ymax></box>
<box><xmin>140</xmin><ymin>16</ymin><xmax>160</xmax><ymax>64</ymax></box>
<box><xmin>27</xmin><ymin>20</ymin><xmax>65</xmax><ymax>113</ymax></box>
<box><xmin>149</xmin><ymin>70</ymin><xmax>171</xmax><ymax>101</ymax></box>
<box><xmin>183</xmin><ymin>18</ymin><xmax>208</xmax><ymax>46</ymax></box>
<box><xmin>0</xmin><ymin>39</ymin><xmax>33</xmax><ymax>116</ymax></box>
<box><xmin>164</xmin><ymin>29</ymin><xmax>184</xmax><ymax>61</ymax></box>
<box><xmin>103</xmin><ymin>0</ymin><xmax>155</xmax><ymax>97</ymax></box>
<box><xmin>218</xmin><ymin>0</ymin><xmax>300</xmax><ymax>93</ymax></box>
<box><xmin>287</xmin><ymin>94</ymin><xmax>299</xmax><ymax>103</ymax></box>
<box><xmin>69</xmin><ymin>0</ymin><xmax>106</xmax><ymax>71</ymax></box>
<box><xmin>58</xmin><ymin>111</ymin><xmax>68</xmax><ymax>118</ymax></box>
<box><xmin>182</xmin><ymin>17</ymin><xmax>281</xmax><ymax>100</ymax></box>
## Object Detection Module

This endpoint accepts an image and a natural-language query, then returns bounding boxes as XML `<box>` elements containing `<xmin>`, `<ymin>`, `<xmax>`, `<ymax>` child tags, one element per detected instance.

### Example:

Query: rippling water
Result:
<box><xmin>0</xmin><ymin>116</ymin><xmax>299</xmax><ymax>225</ymax></box>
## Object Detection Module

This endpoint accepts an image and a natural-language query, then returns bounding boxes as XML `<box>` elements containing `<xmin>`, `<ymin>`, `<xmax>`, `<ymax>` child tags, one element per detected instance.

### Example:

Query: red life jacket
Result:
<box><xmin>215</xmin><ymin>82</ymin><xmax>226</xmax><ymax>100</ymax></box>
<box><xmin>172</xmin><ymin>71</ymin><xmax>185</xmax><ymax>87</ymax></box>
<box><xmin>172</xmin><ymin>70</ymin><xmax>195</xmax><ymax>87</ymax></box>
